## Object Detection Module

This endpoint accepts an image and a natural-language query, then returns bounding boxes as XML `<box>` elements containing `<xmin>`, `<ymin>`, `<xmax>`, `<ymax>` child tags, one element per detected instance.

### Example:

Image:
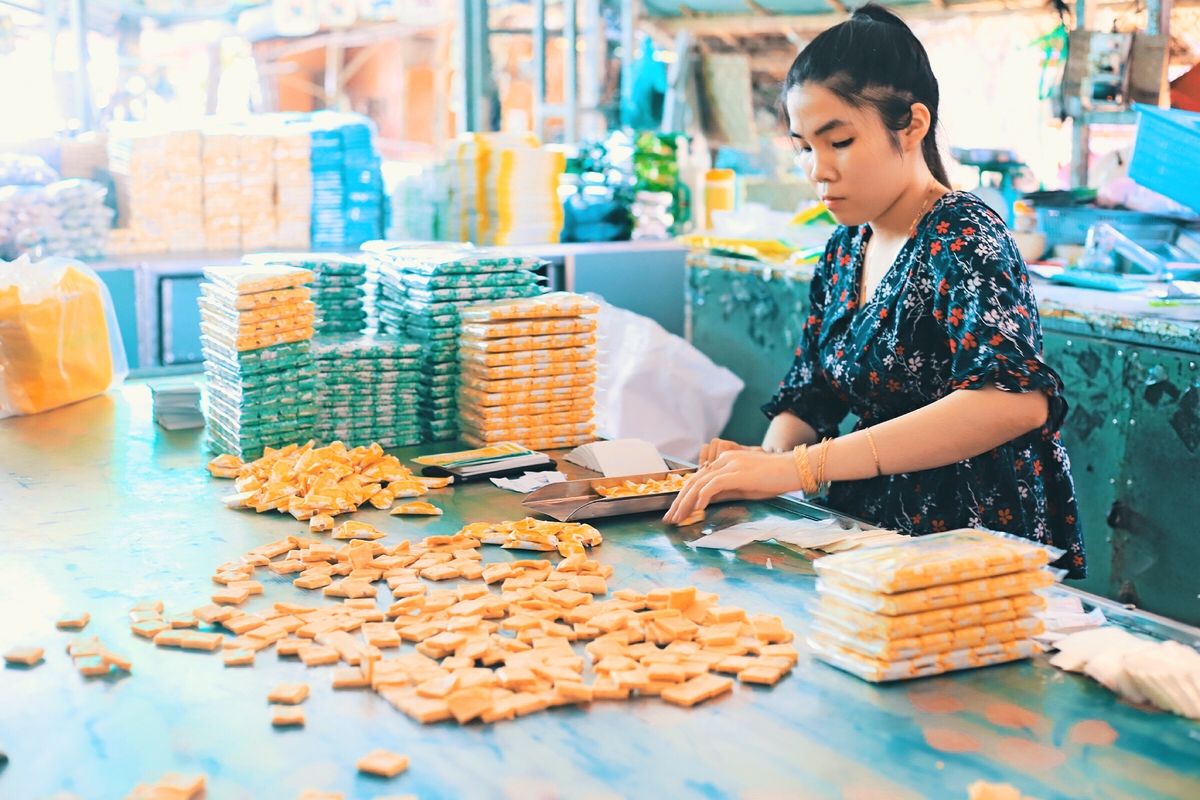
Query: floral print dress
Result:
<box><xmin>763</xmin><ymin>191</ymin><xmax>1086</xmax><ymax>578</ymax></box>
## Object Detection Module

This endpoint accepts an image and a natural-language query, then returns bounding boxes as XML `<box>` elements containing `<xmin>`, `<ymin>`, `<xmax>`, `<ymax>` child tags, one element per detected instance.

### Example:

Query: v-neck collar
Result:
<box><xmin>850</xmin><ymin>191</ymin><xmax>959</xmax><ymax>317</ymax></box>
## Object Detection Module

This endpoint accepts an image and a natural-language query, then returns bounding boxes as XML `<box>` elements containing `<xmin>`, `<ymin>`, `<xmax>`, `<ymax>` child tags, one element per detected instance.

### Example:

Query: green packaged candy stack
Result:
<box><xmin>312</xmin><ymin>334</ymin><xmax>426</xmax><ymax>449</ymax></box>
<box><xmin>246</xmin><ymin>253</ymin><xmax>370</xmax><ymax>336</ymax></box>
<box><xmin>199</xmin><ymin>265</ymin><xmax>318</xmax><ymax>460</ymax></box>
<box><xmin>362</xmin><ymin>244</ymin><xmax>549</xmax><ymax>443</ymax></box>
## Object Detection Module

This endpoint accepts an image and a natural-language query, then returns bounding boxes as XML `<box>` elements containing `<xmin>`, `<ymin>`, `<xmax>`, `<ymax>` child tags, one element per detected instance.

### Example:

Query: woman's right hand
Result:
<box><xmin>699</xmin><ymin>438</ymin><xmax>760</xmax><ymax>467</ymax></box>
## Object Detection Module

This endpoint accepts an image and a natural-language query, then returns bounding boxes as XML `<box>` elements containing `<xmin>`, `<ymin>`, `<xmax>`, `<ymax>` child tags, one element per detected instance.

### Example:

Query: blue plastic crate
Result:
<box><xmin>1035</xmin><ymin>206</ymin><xmax>1169</xmax><ymax>251</ymax></box>
<box><xmin>1129</xmin><ymin>104</ymin><xmax>1200</xmax><ymax>215</ymax></box>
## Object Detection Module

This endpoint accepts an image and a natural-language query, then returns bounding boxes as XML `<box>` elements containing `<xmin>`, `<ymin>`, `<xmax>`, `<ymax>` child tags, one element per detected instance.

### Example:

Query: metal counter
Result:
<box><xmin>686</xmin><ymin>253</ymin><xmax>1200</xmax><ymax>625</ymax></box>
<box><xmin>1</xmin><ymin>385</ymin><xmax>1199</xmax><ymax>799</ymax></box>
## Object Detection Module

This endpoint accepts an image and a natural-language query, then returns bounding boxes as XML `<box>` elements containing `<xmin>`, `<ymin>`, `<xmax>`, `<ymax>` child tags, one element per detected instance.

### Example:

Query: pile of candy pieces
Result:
<box><xmin>596</xmin><ymin>472</ymin><xmax>692</xmax><ymax>499</ymax></box>
<box><xmin>127</xmin><ymin>525</ymin><xmax>798</xmax><ymax>726</ymax></box>
<box><xmin>207</xmin><ymin>441</ymin><xmax>447</xmax><ymax>533</ymax></box>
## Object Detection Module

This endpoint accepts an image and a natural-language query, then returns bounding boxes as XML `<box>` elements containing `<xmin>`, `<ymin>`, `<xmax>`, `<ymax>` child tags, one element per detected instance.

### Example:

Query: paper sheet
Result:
<box><xmin>689</xmin><ymin>515</ymin><xmax>905</xmax><ymax>552</ymax></box>
<box><xmin>564</xmin><ymin>439</ymin><xmax>668</xmax><ymax>477</ymax></box>
<box><xmin>491</xmin><ymin>471</ymin><xmax>568</xmax><ymax>493</ymax></box>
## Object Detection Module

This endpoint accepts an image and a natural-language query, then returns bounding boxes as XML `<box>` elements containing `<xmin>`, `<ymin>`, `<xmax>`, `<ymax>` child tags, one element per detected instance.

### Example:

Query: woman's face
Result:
<box><xmin>786</xmin><ymin>83</ymin><xmax>914</xmax><ymax>228</ymax></box>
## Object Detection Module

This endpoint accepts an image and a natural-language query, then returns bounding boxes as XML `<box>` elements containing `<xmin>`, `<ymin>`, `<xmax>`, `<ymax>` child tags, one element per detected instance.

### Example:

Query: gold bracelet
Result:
<box><xmin>792</xmin><ymin>444</ymin><xmax>819</xmax><ymax>495</ymax></box>
<box><xmin>864</xmin><ymin>427</ymin><xmax>882</xmax><ymax>477</ymax></box>
<box><xmin>815</xmin><ymin>437</ymin><xmax>832</xmax><ymax>491</ymax></box>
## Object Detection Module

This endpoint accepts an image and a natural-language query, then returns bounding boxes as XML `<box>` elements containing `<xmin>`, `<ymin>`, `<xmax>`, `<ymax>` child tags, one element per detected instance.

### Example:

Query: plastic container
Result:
<box><xmin>704</xmin><ymin>168</ymin><xmax>737</xmax><ymax>230</ymax></box>
<box><xmin>1035</xmin><ymin>206</ymin><xmax>1169</xmax><ymax>251</ymax></box>
<box><xmin>1129</xmin><ymin>104</ymin><xmax>1200</xmax><ymax>215</ymax></box>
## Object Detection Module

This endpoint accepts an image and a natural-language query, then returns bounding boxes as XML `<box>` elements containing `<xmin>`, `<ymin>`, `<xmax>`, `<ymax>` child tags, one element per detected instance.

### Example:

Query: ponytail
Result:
<box><xmin>784</xmin><ymin>3</ymin><xmax>950</xmax><ymax>187</ymax></box>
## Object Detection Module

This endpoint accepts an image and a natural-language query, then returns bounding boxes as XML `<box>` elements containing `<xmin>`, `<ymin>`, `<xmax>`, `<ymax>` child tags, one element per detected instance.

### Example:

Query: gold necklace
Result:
<box><xmin>858</xmin><ymin>182</ymin><xmax>939</xmax><ymax>301</ymax></box>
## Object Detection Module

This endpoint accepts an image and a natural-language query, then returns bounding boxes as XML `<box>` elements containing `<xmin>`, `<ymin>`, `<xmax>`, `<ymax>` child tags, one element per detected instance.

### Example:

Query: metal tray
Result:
<box><xmin>522</xmin><ymin>468</ymin><xmax>695</xmax><ymax>522</ymax></box>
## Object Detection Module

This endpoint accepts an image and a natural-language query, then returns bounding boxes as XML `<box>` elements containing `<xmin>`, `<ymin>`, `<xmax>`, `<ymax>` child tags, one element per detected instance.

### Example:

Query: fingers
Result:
<box><xmin>665</xmin><ymin>463</ymin><xmax>729</xmax><ymax>524</ymax></box>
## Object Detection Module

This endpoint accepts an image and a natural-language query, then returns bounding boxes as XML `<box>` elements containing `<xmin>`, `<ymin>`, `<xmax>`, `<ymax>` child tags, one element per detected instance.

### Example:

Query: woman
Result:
<box><xmin>665</xmin><ymin>4</ymin><xmax>1085</xmax><ymax>577</ymax></box>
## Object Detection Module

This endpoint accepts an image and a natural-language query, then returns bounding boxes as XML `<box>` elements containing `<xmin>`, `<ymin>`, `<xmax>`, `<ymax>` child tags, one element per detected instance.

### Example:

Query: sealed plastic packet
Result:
<box><xmin>0</xmin><ymin>255</ymin><xmax>129</xmax><ymax>417</ymax></box>
<box><xmin>807</xmin><ymin>528</ymin><xmax>1063</xmax><ymax>682</ymax></box>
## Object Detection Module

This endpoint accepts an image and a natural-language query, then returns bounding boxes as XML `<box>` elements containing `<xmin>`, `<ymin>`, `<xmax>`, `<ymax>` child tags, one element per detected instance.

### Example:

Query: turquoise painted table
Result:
<box><xmin>2</xmin><ymin>386</ymin><xmax>1199</xmax><ymax>800</ymax></box>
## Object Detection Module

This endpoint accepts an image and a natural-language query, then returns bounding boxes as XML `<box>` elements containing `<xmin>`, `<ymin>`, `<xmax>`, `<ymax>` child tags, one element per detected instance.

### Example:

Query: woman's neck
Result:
<box><xmin>868</xmin><ymin>169</ymin><xmax>945</xmax><ymax>243</ymax></box>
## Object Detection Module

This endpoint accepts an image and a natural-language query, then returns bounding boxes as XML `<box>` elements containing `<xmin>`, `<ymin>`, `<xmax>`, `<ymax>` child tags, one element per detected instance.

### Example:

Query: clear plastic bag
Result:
<box><xmin>807</xmin><ymin>633</ymin><xmax>1042</xmax><ymax>682</ymax></box>
<box><xmin>815</xmin><ymin>569</ymin><xmax>1058</xmax><ymax>616</ymax></box>
<box><xmin>812</xmin><ymin>529</ymin><xmax>1063</xmax><ymax>594</ymax></box>
<box><xmin>0</xmin><ymin>255</ymin><xmax>128</xmax><ymax>418</ymax></box>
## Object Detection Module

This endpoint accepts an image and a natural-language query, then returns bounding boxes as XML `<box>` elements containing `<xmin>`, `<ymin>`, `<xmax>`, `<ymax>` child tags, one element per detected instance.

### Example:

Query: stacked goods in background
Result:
<box><xmin>340</xmin><ymin>121</ymin><xmax>384</xmax><ymax>247</ymax></box>
<box><xmin>107</xmin><ymin>123</ymin><xmax>205</xmax><ymax>254</ymax></box>
<box><xmin>198</xmin><ymin>265</ymin><xmax>317</xmax><ymax>459</ymax></box>
<box><xmin>442</xmin><ymin>133</ymin><xmax>566</xmax><ymax>246</ymax></box>
<box><xmin>312</xmin><ymin>335</ymin><xmax>423</xmax><ymax>448</ymax></box>
<box><xmin>273</xmin><ymin>131</ymin><xmax>312</xmax><ymax>249</ymax></box>
<box><xmin>309</xmin><ymin>123</ymin><xmax>345</xmax><ymax>250</ymax></box>
<box><xmin>238</xmin><ymin>131</ymin><xmax>277</xmax><ymax>252</ymax></box>
<box><xmin>201</xmin><ymin>127</ymin><xmax>242</xmax><ymax>251</ymax></box>
<box><xmin>309</xmin><ymin>114</ymin><xmax>384</xmax><ymax>250</ymax></box>
<box><xmin>246</xmin><ymin>253</ymin><xmax>367</xmax><ymax>336</ymax></box>
<box><xmin>486</xmin><ymin>140</ymin><xmax>566</xmax><ymax>246</ymax></box>
<box><xmin>383</xmin><ymin>161</ymin><xmax>444</xmax><ymax>242</ymax></box>
<box><xmin>367</xmin><ymin>246</ymin><xmax>546</xmax><ymax>443</ymax></box>
<box><xmin>806</xmin><ymin>530</ymin><xmax>1057</xmax><ymax>682</ymax></box>
<box><xmin>456</xmin><ymin>292</ymin><xmax>598</xmax><ymax>450</ymax></box>
<box><xmin>0</xmin><ymin>154</ymin><xmax>113</xmax><ymax>259</ymax></box>
<box><xmin>57</xmin><ymin>133</ymin><xmax>109</xmax><ymax>182</ymax></box>
<box><xmin>442</xmin><ymin>137</ymin><xmax>481</xmax><ymax>244</ymax></box>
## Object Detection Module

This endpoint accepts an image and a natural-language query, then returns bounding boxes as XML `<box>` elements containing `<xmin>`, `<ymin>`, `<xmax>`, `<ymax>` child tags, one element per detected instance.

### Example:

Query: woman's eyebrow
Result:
<box><xmin>790</xmin><ymin>119</ymin><xmax>848</xmax><ymax>140</ymax></box>
<box><xmin>814</xmin><ymin>119</ymin><xmax>847</xmax><ymax>136</ymax></box>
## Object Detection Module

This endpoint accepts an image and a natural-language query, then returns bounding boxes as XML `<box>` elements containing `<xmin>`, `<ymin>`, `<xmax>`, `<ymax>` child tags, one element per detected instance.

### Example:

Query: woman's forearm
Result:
<box><xmin>761</xmin><ymin>411</ymin><xmax>820</xmax><ymax>452</ymax></box>
<box><xmin>821</xmin><ymin>385</ymin><xmax>1049</xmax><ymax>481</ymax></box>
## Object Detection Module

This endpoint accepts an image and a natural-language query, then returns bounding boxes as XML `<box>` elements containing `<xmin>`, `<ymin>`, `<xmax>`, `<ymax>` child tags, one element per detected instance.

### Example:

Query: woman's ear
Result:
<box><xmin>904</xmin><ymin>103</ymin><xmax>933</xmax><ymax>153</ymax></box>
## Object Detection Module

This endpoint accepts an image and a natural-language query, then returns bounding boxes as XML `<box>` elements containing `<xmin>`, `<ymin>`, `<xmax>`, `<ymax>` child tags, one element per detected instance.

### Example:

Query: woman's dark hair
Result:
<box><xmin>783</xmin><ymin>3</ymin><xmax>950</xmax><ymax>187</ymax></box>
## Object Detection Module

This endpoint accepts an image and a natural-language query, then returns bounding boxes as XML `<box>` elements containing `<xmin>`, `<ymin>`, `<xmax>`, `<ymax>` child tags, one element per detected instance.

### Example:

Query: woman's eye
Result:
<box><xmin>796</xmin><ymin>144</ymin><xmax>813</xmax><ymax>154</ymax></box>
<box><xmin>832</xmin><ymin>139</ymin><xmax>854</xmax><ymax>149</ymax></box>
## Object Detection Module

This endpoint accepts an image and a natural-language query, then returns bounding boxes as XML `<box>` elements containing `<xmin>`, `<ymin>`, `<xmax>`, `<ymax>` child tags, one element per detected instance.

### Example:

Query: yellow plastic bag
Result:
<box><xmin>0</xmin><ymin>256</ymin><xmax>128</xmax><ymax>417</ymax></box>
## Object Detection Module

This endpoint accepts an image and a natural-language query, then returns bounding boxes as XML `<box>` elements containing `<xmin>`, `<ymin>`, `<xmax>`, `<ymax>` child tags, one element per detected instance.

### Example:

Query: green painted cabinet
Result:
<box><xmin>686</xmin><ymin>254</ymin><xmax>814</xmax><ymax>445</ymax></box>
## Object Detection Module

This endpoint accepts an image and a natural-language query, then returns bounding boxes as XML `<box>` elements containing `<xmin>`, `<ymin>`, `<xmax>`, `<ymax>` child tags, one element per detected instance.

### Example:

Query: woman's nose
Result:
<box><xmin>807</xmin><ymin>150</ymin><xmax>837</xmax><ymax>185</ymax></box>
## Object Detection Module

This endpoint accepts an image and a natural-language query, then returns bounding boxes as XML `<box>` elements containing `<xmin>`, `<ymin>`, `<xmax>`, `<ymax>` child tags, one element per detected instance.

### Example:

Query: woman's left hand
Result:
<box><xmin>663</xmin><ymin>449</ymin><xmax>802</xmax><ymax>524</ymax></box>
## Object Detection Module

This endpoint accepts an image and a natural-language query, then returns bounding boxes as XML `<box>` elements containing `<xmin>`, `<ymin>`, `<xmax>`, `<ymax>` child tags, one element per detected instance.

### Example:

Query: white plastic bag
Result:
<box><xmin>590</xmin><ymin>296</ymin><xmax>743</xmax><ymax>462</ymax></box>
<box><xmin>0</xmin><ymin>255</ymin><xmax>128</xmax><ymax>418</ymax></box>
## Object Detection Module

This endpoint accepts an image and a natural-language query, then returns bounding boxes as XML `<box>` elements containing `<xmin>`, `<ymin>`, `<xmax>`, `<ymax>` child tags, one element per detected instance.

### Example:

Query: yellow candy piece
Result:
<box><xmin>390</xmin><ymin>502</ymin><xmax>443</xmax><ymax>516</ymax></box>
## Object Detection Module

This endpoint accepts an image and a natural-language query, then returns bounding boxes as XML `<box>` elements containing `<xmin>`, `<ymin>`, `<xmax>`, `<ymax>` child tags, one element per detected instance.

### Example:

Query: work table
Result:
<box><xmin>2</xmin><ymin>384</ymin><xmax>1199</xmax><ymax>799</ymax></box>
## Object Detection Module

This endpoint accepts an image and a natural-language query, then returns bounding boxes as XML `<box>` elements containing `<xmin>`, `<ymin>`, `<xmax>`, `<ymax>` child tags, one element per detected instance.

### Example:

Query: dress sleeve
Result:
<box><xmin>930</xmin><ymin>202</ymin><xmax>1068</xmax><ymax>431</ymax></box>
<box><xmin>760</xmin><ymin>237</ymin><xmax>850</xmax><ymax>440</ymax></box>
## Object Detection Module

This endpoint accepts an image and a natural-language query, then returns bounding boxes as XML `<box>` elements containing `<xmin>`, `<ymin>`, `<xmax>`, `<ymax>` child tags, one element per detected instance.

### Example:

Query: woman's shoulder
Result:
<box><xmin>919</xmin><ymin>191</ymin><xmax>1024</xmax><ymax>274</ymax></box>
<box><xmin>925</xmin><ymin>191</ymin><xmax>1011</xmax><ymax>236</ymax></box>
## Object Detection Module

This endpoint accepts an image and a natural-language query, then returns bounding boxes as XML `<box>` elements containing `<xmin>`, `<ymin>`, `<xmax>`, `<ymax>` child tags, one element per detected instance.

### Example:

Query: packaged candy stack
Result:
<box><xmin>442</xmin><ymin>138</ymin><xmax>481</xmax><ymax>243</ymax></box>
<box><xmin>107</xmin><ymin>123</ymin><xmax>205</xmax><ymax>254</ymax></box>
<box><xmin>487</xmin><ymin>143</ymin><xmax>566</xmax><ymax>246</ymax></box>
<box><xmin>383</xmin><ymin>161</ymin><xmax>444</xmax><ymax>242</ymax></box>
<box><xmin>366</xmin><ymin>246</ymin><xmax>546</xmax><ymax>442</ymax></box>
<box><xmin>273</xmin><ymin>132</ymin><xmax>312</xmax><ymax>249</ymax></box>
<box><xmin>201</xmin><ymin>128</ymin><xmax>242</xmax><ymax>251</ymax></box>
<box><xmin>246</xmin><ymin>253</ymin><xmax>368</xmax><ymax>336</ymax></box>
<box><xmin>198</xmin><ymin>265</ymin><xmax>317</xmax><ymax>460</ymax></box>
<box><xmin>456</xmin><ymin>292</ymin><xmax>600</xmax><ymax>450</ymax></box>
<box><xmin>341</xmin><ymin>121</ymin><xmax>384</xmax><ymax>247</ymax></box>
<box><xmin>239</xmin><ymin>132</ymin><xmax>277</xmax><ymax>252</ymax></box>
<box><xmin>309</xmin><ymin>125</ymin><xmax>345</xmax><ymax>250</ymax></box>
<box><xmin>806</xmin><ymin>529</ymin><xmax>1060</xmax><ymax>682</ymax></box>
<box><xmin>312</xmin><ymin>335</ymin><xmax>424</xmax><ymax>449</ymax></box>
